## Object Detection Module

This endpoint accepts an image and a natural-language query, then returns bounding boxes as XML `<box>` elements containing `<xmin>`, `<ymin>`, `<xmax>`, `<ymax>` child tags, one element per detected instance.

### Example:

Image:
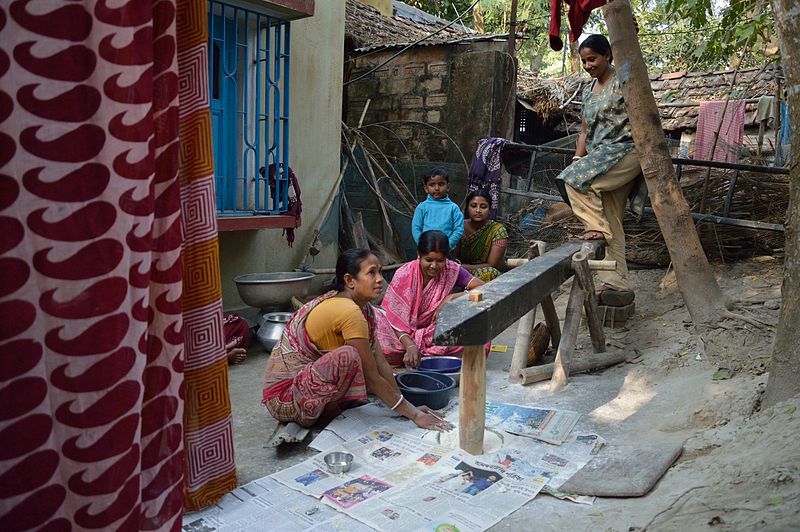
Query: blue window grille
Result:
<box><xmin>208</xmin><ymin>0</ymin><xmax>291</xmax><ymax>215</ymax></box>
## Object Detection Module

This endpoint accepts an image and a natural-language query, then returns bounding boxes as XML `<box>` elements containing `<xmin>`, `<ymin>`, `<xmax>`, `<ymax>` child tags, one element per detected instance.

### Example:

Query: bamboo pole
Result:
<box><xmin>509</xmin><ymin>244</ymin><xmax>540</xmax><ymax>381</ymax></box>
<box><xmin>516</xmin><ymin>351</ymin><xmax>628</xmax><ymax>384</ymax></box>
<box><xmin>549</xmin><ymin>278</ymin><xmax>583</xmax><ymax>392</ymax></box>
<box><xmin>459</xmin><ymin>345</ymin><xmax>486</xmax><ymax>455</ymax></box>
<box><xmin>541</xmin><ymin>293</ymin><xmax>561</xmax><ymax>349</ymax></box>
<box><xmin>572</xmin><ymin>249</ymin><xmax>606</xmax><ymax>354</ymax></box>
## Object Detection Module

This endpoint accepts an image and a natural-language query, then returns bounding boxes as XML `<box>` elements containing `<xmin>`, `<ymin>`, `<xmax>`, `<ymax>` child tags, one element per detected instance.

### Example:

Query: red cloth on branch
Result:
<box><xmin>549</xmin><ymin>0</ymin><xmax>610</xmax><ymax>51</ymax></box>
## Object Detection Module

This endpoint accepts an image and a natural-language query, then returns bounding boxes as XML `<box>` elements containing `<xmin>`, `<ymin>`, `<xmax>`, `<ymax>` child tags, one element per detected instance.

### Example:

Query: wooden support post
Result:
<box><xmin>509</xmin><ymin>244</ymin><xmax>540</xmax><ymax>381</ymax></box>
<box><xmin>515</xmin><ymin>351</ymin><xmax>628</xmax><ymax>385</ymax></box>
<box><xmin>540</xmin><ymin>294</ymin><xmax>561</xmax><ymax>349</ymax></box>
<box><xmin>572</xmin><ymin>248</ymin><xmax>606</xmax><ymax>354</ymax></box>
<box><xmin>549</xmin><ymin>278</ymin><xmax>583</xmax><ymax>392</ymax></box>
<box><xmin>459</xmin><ymin>345</ymin><xmax>486</xmax><ymax>455</ymax></box>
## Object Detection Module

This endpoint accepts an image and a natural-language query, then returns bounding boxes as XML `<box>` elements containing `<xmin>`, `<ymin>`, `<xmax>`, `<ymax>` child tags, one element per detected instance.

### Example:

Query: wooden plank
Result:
<box><xmin>549</xmin><ymin>278</ymin><xmax>584</xmax><ymax>392</ymax></box>
<box><xmin>434</xmin><ymin>241</ymin><xmax>600</xmax><ymax>346</ymax></box>
<box><xmin>459</xmin><ymin>345</ymin><xmax>486</xmax><ymax>455</ymax></box>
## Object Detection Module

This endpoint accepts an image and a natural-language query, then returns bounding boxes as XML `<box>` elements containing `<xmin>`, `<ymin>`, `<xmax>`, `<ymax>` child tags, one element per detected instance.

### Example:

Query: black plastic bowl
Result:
<box><xmin>396</xmin><ymin>371</ymin><xmax>455</xmax><ymax>410</ymax></box>
<box><xmin>419</xmin><ymin>357</ymin><xmax>461</xmax><ymax>374</ymax></box>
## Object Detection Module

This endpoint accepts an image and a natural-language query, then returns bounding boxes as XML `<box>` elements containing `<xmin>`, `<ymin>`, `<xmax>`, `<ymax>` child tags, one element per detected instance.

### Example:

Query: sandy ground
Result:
<box><xmin>223</xmin><ymin>258</ymin><xmax>800</xmax><ymax>531</ymax></box>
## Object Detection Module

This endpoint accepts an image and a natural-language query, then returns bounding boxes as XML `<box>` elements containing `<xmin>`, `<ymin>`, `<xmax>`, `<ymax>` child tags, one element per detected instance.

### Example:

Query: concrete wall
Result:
<box><xmin>345</xmin><ymin>42</ymin><xmax>515</xmax><ymax>166</ymax></box>
<box><xmin>218</xmin><ymin>0</ymin><xmax>345</xmax><ymax>310</ymax></box>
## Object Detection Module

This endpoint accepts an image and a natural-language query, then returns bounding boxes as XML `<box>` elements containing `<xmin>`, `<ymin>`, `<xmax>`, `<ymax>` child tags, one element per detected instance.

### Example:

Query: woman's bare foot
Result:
<box><xmin>578</xmin><ymin>230</ymin><xmax>605</xmax><ymax>241</ymax></box>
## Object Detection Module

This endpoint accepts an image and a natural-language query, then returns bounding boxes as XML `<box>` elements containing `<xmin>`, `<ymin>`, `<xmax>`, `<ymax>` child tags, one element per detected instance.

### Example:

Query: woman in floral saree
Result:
<box><xmin>456</xmin><ymin>190</ymin><xmax>508</xmax><ymax>282</ymax></box>
<box><xmin>262</xmin><ymin>249</ymin><xmax>452</xmax><ymax>431</ymax></box>
<box><xmin>377</xmin><ymin>231</ymin><xmax>484</xmax><ymax>368</ymax></box>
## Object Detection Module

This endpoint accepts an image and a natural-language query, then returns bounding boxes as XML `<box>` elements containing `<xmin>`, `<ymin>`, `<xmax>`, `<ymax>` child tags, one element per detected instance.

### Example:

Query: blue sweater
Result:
<box><xmin>412</xmin><ymin>195</ymin><xmax>464</xmax><ymax>249</ymax></box>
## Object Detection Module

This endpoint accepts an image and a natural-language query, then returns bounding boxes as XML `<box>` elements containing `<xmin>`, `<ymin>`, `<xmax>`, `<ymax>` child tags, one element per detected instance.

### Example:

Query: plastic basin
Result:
<box><xmin>396</xmin><ymin>371</ymin><xmax>455</xmax><ymax>410</ymax></box>
<box><xmin>419</xmin><ymin>357</ymin><xmax>461</xmax><ymax>373</ymax></box>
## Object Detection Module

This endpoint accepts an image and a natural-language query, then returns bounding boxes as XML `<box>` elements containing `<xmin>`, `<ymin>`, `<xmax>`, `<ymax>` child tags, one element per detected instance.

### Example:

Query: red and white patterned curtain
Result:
<box><xmin>0</xmin><ymin>0</ymin><xmax>236</xmax><ymax>529</ymax></box>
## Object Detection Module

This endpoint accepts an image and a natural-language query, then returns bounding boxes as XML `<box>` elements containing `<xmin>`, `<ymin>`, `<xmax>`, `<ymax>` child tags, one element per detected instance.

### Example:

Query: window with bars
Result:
<box><xmin>209</xmin><ymin>0</ymin><xmax>291</xmax><ymax>216</ymax></box>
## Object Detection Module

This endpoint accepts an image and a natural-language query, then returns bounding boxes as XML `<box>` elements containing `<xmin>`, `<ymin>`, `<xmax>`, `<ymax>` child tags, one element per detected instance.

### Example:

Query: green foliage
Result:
<box><xmin>642</xmin><ymin>0</ymin><xmax>777</xmax><ymax>72</ymax></box>
<box><xmin>403</xmin><ymin>0</ymin><xmax>778</xmax><ymax>75</ymax></box>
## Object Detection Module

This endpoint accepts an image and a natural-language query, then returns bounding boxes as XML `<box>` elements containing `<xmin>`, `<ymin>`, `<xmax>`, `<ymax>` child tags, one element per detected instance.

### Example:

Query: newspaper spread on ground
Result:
<box><xmin>309</xmin><ymin>403</ymin><xmax>434</xmax><ymax>452</ymax></box>
<box><xmin>500</xmin><ymin>431</ymin><xmax>605</xmax><ymax>505</ymax></box>
<box><xmin>273</xmin><ymin>426</ymin><xmax>552</xmax><ymax>531</ymax></box>
<box><xmin>181</xmin><ymin>476</ymin><xmax>371</xmax><ymax>531</ymax></box>
<box><xmin>485</xmin><ymin>401</ymin><xmax>580</xmax><ymax>445</ymax></box>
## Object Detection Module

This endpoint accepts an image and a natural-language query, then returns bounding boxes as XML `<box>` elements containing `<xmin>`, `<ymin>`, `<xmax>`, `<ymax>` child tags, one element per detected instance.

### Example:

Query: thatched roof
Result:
<box><xmin>517</xmin><ymin>66</ymin><xmax>782</xmax><ymax>132</ymax></box>
<box><xmin>516</xmin><ymin>70</ymin><xmax>584</xmax><ymax>120</ymax></box>
<box><xmin>345</xmin><ymin>0</ymin><xmax>507</xmax><ymax>53</ymax></box>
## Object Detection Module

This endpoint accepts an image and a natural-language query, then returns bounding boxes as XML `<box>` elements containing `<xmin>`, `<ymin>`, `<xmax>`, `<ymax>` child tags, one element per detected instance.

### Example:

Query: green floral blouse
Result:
<box><xmin>558</xmin><ymin>75</ymin><xmax>635</xmax><ymax>193</ymax></box>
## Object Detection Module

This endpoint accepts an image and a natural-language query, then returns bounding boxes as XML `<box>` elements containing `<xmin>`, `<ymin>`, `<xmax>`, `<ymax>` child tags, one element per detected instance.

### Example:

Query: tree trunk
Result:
<box><xmin>763</xmin><ymin>0</ymin><xmax>800</xmax><ymax>406</ymax></box>
<box><xmin>569</xmin><ymin>40</ymin><xmax>582</xmax><ymax>75</ymax></box>
<box><xmin>472</xmin><ymin>3</ymin><xmax>484</xmax><ymax>33</ymax></box>
<box><xmin>602</xmin><ymin>0</ymin><xmax>728</xmax><ymax>325</ymax></box>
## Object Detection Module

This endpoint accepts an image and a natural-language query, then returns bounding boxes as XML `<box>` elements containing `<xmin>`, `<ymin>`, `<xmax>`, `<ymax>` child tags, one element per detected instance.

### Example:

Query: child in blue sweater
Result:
<box><xmin>412</xmin><ymin>168</ymin><xmax>464</xmax><ymax>250</ymax></box>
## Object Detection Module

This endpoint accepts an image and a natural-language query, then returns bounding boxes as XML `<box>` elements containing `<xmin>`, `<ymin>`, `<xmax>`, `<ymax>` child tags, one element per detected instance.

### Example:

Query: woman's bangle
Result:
<box><xmin>391</xmin><ymin>395</ymin><xmax>404</xmax><ymax>411</ymax></box>
<box><xmin>571</xmin><ymin>155</ymin><xmax>583</xmax><ymax>161</ymax></box>
<box><xmin>398</xmin><ymin>333</ymin><xmax>411</xmax><ymax>342</ymax></box>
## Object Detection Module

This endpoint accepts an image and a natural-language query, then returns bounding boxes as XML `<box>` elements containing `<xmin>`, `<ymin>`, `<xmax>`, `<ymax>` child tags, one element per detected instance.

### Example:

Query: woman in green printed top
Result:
<box><xmin>557</xmin><ymin>34</ymin><xmax>641</xmax><ymax>306</ymax></box>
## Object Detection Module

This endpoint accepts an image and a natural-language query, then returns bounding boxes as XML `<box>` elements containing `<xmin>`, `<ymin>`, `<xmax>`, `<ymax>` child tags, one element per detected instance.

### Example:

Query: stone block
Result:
<box><xmin>423</xmin><ymin>77</ymin><xmax>443</xmax><ymax>92</ymax></box>
<box><xmin>426</xmin><ymin>110</ymin><xmax>441</xmax><ymax>124</ymax></box>
<box><xmin>401</xmin><ymin>110</ymin><xmax>424</xmax><ymax>122</ymax></box>
<box><xmin>426</xmin><ymin>94</ymin><xmax>448</xmax><ymax>107</ymax></box>
<box><xmin>429</xmin><ymin>62</ymin><xmax>448</xmax><ymax>75</ymax></box>
<box><xmin>401</xmin><ymin>95</ymin><xmax>423</xmax><ymax>108</ymax></box>
<box><xmin>403</xmin><ymin>64</ymin><xmax>425</xmax><ymax>77</ymax></box>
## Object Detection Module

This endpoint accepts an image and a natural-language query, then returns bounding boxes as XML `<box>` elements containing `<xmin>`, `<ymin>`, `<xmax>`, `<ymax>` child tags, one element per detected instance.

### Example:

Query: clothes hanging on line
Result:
<box><xmin>467</xmin><ymin>138</ymin><xmax>507</xmax><ymax>220</ymax></box>
<box><xmin>694</xmin><ymin>100</ymin><xmax>746</xmax><ymax>164</ymax></box>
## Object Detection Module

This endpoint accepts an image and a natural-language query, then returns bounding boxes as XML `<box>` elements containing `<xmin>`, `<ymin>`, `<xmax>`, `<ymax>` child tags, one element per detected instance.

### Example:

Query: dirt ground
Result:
<box><xmin>223</xmin><ymin>258</ymin><xmax>800</xmax><ymax>531</ymax></box>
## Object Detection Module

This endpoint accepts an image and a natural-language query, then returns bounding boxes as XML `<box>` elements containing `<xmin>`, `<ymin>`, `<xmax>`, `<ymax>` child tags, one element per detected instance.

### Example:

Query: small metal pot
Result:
<box><xmin>256</xmin><ymin>312</ymin><xmax>292</xmax><ymax>351</ymax></box>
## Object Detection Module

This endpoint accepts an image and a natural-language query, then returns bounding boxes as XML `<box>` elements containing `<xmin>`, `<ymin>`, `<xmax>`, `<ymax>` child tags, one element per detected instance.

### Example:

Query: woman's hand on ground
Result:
<box><xmin>227</xmin><ymin>346</ymin><xmax>247</xmax><ymax>364</ymax></box>
<box><xmin>403</xmin><ymin>344</ymin><xmax>421</xmax><ymax>368</ymax></box>
<box><xmin>413</xmin><ymin>409</ymin><xmax>454</xmax><ymax>432</ymax></box>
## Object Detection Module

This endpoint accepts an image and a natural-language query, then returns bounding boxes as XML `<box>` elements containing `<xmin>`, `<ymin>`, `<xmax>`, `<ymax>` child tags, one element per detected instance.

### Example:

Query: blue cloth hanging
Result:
<box><xmin>776</xmin><ymin>101</ymin><xmax>792</xmax><ymax>166</ymax></box>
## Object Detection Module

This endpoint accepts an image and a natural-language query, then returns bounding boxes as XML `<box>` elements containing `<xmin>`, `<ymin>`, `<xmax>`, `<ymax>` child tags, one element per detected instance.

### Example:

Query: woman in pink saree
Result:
<box><xmin>378</xmin><ymin>231</ymin><xmax>484</xmax><ymax>367</ymax></box>
<box><xmin>263</xmin><ymin>249</ymin><xmax>453</xmax><ymax>431</ymax></box>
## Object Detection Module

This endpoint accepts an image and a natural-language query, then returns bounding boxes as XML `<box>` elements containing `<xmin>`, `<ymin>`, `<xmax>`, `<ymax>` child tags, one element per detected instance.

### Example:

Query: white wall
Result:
<box><xmin>218</xmin><ymin>0</ymin><xmax>345</xmax><ymax>310</ymax></box>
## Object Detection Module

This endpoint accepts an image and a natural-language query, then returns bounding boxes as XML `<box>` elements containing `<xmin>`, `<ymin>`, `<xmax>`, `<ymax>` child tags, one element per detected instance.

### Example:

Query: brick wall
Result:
<box><xmin>345</xmin><ymin>42</ymin><xmax>515</xmax><ymax>166</ymax></box>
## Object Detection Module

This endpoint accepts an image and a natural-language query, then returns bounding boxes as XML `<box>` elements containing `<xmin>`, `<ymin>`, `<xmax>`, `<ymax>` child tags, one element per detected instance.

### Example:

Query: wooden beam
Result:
<box><xmin>433</xmin><ymin>241</ymin><xmax>600</xmax><ymax>346</ymax></box>
<box><xmin>459</xmin><ymin>345</ymin><xmax>486</xmax><ymax>455</ymax></box>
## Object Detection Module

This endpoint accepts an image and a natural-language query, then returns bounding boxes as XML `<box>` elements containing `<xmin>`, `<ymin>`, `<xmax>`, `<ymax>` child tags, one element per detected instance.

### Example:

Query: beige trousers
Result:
<box><xmin>565</xmin><ymin>150</ymin><xmax>641</xmax><ymax>291</ymax></box>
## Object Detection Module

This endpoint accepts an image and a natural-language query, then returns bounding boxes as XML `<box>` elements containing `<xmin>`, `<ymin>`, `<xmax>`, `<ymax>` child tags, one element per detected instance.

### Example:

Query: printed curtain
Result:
<box><xmin>0</xmin><ymin>0</ymin><xmax>236</xmax><ymax>529</ymax></box>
